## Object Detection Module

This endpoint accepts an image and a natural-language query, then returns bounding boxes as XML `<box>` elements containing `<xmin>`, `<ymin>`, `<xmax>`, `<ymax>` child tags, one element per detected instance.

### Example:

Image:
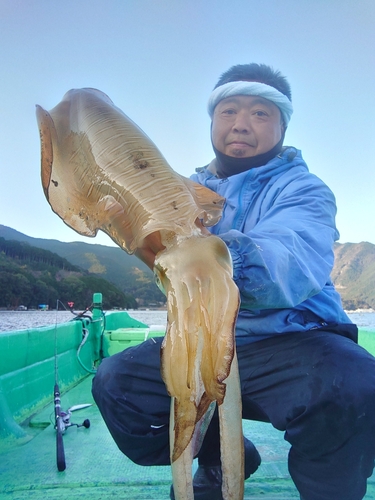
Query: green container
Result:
<box><xmin>102</xmin><ymin>327</ymin><xmax>165</xmax><ymax>356</ymax></box>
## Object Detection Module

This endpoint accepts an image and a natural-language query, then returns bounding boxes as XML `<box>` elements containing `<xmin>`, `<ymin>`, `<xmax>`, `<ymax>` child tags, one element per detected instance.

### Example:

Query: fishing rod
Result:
<box><xmin>58</xmin><ymin>298</ymin><xmax>94</xmax><ymax>320</ymax></box>
<box><xmin>54</xmin><ymin>382</ymin><xmax>66</xmax><ymax>471</ymax></box>
<box><xmin>54</xmin><ymin>383</ymin><xmax>91</xmax><ymax>471</ymax></box>
<box><xmin>53</xmin><ymin>299</ymin><xmax>92</xmax><ymax>472</ymax></box>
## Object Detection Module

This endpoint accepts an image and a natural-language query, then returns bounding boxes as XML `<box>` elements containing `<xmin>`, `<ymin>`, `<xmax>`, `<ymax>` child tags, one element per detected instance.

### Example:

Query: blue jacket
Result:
<box><xmin>191</xmin><ymin>147</ymin><xmax>351</xmax><ymax>344</ymax></box>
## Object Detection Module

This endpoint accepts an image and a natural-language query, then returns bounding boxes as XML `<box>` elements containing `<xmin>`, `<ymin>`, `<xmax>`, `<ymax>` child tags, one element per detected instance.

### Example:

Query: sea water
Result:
<box><xmin>346</xmin><ymin>311</ymin><xmax>375</xmax><ymax>331</ymax></box>
<box><xmin>0</xmin><ymin>309</ymin><xmax>168</xmax><ymax>332</ymax></box>
<box><xmin>0</xmin><ymin>309</ymin><xmax>374</xmax><ymax>333</ymax></box>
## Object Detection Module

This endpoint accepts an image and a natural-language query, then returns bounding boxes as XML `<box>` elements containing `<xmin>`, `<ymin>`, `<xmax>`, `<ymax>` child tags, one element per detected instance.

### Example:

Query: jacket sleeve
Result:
<box><xmin>218</xmin><ymin>174</ymin><xmax>339</xmax><ymax>310</ymax></box>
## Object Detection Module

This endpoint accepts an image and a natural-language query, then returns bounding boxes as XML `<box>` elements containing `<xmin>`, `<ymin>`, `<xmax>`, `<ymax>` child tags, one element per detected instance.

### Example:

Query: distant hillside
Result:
<box><xmin>0</xmin><ymin>225</ymin><xmax>165</xmax><ymax>307</ymax></box>
<box><xmin>333</xmin><ymin>242</ymin><xmax>375</xmax><ymax>310</ymax></box>
<box><xmin>0</xmin><ymin>238</ymin><xmax>136</xmax><ymax>310</ymax></box>
<box><xmin>1</xmin><ymin>225</ymin><xmax>374</xmax><ymax>310</ymax></box>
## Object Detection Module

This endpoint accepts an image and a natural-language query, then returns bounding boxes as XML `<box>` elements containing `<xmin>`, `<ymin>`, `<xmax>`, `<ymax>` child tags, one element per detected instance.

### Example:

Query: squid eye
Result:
<box><xmin>154</xmin><ymin>267</ymin><xmax>166</xmax><ymax>296</ymax></box>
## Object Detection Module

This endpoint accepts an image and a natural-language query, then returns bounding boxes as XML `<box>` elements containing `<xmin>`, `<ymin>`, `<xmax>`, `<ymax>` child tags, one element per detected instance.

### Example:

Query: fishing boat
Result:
<box><xmin>1</xmin><ymin>293</ymin><xmax>375</xmax><ymax>499</ymax></box>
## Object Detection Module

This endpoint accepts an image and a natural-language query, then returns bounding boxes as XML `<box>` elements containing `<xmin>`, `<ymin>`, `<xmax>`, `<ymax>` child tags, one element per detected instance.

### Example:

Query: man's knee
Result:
<box><xmin>92</xmin><ymin>354</ymin><xmax>122</xmax><ymax>409</ymax></box>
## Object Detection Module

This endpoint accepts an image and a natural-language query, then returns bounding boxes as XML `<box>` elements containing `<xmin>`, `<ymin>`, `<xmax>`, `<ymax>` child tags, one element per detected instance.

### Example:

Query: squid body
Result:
<box><xmin>36</xmin><ymin>88</ymin><xmax>244</xmax><ymax>500</ymax></box>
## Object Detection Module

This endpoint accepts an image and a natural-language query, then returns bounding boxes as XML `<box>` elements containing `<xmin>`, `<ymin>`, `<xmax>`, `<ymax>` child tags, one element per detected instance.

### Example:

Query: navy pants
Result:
<box><xmin>92</xmin><ymin>331</ymin><xmax>375</xmax><ymax>500</ymax></box>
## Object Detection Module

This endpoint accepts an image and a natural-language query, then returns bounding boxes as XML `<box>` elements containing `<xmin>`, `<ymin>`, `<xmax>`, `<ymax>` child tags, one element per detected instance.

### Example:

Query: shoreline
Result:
<box><xmin>345</xmin><ymin>309</ymin><xmax>375</xmax><ymax>314</ymax></box>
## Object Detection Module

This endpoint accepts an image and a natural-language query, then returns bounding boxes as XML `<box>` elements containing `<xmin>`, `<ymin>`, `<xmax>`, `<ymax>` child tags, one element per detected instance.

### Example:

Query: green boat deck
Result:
<box><xmin>0</xmin><ymin>374</ymin><xmax>303</xmax><ymax>499</ymax></box>
<box><xmin>2</xmin><ymin>373</ymin><xmax>375</xmax><ymax>499</ymax></box>
<box><xmin>1</xmin><ymin>305</ymin><xmax>375</xmax><ymax>499</ymax></box>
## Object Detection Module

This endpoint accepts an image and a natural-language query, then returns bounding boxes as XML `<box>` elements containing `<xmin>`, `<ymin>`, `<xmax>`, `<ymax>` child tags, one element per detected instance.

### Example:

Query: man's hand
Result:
<box><xmin>135</xmin><ymin>231</ymin><xmax>165</xmax><ymax>270</ymax></box>
<box><xmin>134</xmin><ymin>220</ymin><xmax>211</xmax><ymax>270</ymax></box>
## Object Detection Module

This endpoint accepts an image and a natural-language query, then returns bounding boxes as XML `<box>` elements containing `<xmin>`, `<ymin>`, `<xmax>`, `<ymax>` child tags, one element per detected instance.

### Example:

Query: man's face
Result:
<box><xmin>212</xmin><ymin>95</ymin><xmax>284</xmax><ymax>158</ymax></box>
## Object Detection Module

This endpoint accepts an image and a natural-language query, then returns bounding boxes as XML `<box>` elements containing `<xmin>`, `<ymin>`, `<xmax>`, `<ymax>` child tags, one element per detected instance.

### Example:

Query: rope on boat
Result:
<box><xmin>76</xmin><ymin>327</ymin><xmax>97</xmax><ymax>374</ymax></box>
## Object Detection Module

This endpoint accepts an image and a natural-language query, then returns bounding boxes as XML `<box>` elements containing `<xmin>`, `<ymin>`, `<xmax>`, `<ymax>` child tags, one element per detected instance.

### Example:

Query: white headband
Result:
<box><xmin>207</xmin><ymin>81</ymin><xmax>293</xmax><ymax>125</ymax></box>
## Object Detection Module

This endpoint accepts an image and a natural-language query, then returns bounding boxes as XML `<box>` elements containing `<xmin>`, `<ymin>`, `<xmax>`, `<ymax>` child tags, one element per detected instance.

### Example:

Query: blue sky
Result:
<box><xmin>1</xmin><ymin>0</ymin><xmax>374</xmax><ymax>246</ymax></box>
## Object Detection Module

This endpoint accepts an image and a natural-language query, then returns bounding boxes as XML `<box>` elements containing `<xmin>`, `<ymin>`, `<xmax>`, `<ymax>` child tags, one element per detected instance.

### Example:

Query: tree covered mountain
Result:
<box><xmin>1</xmin><ymin>225</ymin><xmax>374</xmax><ymax>310</ymax></box>
<box><xmin>332</xmin><ymin>242</ymin><xmax>375</xmax><ymax>310</ymax></box>
<box><xmin>0</xmin><ymin>225</ymin><xmax>165</xmax><ymax>308</ymax></box>
<box><xmin>0</xmin><ymin>237</ymin><xmax>137</xmax><ymax>310</ymax></box>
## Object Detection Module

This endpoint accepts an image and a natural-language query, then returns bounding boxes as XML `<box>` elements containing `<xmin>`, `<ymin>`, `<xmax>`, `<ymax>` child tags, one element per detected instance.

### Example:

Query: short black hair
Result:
<box><xmin>214</xmin><ymin>63</ymin><xmax>292</xmax><ymax>101</ymax></box>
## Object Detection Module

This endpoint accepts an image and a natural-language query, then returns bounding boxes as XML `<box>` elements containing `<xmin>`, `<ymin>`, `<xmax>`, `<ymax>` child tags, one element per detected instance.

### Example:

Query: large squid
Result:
<box><xmin>36</xmin><ymin>88</ymin><xmax>244</xmax><ymax>500</ymax></box>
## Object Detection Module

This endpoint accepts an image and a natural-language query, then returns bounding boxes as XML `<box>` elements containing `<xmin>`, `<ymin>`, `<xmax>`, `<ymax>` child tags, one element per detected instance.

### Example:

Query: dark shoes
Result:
<box><xmin>170</xmin><ymin>437</ymin><xmax>261</xmax><ymax>500</ymax></box>
<box><xmin>243</xmin><ymin>437</ymin><xmax>262</xmax><ymax>480</ymax></box>
<box><xmin>177</xmin><ymin>466</ymin><xmax>223</xmax><ymax>500</ymax></box>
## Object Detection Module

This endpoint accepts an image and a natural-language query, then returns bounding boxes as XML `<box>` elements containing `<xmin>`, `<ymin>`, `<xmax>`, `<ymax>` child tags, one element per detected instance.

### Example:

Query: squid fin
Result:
<box><xmin>36</xmin><ymin>105</ymin><xmax>55</xmax><ymax>200</ymax></box>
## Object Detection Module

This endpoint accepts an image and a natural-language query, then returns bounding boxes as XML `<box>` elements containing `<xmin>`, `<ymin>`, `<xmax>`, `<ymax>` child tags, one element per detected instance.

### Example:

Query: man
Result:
<box><xmin>92</xmin><ymin>64</ymin><xmax>375</xmax><ymax>500</ymax></box>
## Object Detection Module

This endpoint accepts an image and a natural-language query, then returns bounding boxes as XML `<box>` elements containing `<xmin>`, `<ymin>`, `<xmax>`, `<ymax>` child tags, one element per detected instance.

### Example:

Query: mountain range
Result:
<box><xmin>331</xmin><ymin>241</ymin><xmax>375</xmax><ymax>310</ymax></box>
<box><xmin>1</xmin><ymin>224</ymin><xmax>374</xmax><ymax>310</ymax></box>
<box><xmin>0</xmin><ymin>225</ymin><xmax>165</xmax><ymax>307</ymax></box>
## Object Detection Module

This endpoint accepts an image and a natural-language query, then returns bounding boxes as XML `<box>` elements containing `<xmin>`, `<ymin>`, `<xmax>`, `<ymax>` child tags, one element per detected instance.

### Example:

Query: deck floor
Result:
<box><xmin>1</xmin><ymin>376</ymin><xmax>375</xmax><ymax>499</ymax></box>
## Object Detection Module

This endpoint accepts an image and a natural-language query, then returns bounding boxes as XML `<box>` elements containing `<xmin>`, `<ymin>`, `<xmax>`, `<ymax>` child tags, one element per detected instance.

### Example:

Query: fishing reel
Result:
<box><xmin>59</xmin><ymin>404</ymin><xmax>92</xmax><ymax>432</ymax></box>
<box><xmin>53</xmin><ymin>384</ymin><xmax>92</xmax><ymax>472</ymax></box>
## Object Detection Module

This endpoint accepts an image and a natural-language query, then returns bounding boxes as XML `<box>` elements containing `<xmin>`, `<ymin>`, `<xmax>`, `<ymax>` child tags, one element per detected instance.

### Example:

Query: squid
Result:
<box><xmin>36</xmin><ymin>88</ymin><xmax>244</xmax><ymax>500</ymax></box>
